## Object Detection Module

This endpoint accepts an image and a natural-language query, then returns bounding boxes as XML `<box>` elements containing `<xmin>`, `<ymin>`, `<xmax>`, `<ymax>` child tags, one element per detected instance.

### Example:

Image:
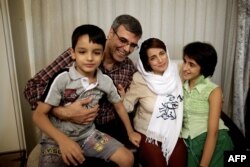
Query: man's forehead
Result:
<box><xmin>116</xmin><ymin>25</ymin><xmax>140</xmax><ymax>41</ymax></box>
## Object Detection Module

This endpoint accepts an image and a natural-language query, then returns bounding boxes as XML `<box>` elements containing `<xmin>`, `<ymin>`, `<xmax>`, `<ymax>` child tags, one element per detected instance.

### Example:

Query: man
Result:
<box><xmin>24</xmin><ymin>14</ymin><xmax>142</xmax><ymax>166</ymax></box>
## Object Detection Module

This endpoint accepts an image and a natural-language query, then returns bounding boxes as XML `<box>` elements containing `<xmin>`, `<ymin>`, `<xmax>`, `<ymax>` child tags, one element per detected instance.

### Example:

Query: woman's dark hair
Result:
<box><xmin>183</xmin><ymin>41</ymin><xmax>217</xmax><ymax>77</ymax></box>
<box><xmin>139</xmin><ymin>38</ymin><xmax>166</xmax><ymax>72</ymax></box>
<box><xmin>72</xmin><ymin>24</ymin><xmax>106</xmax><ymax>50</ymax></box>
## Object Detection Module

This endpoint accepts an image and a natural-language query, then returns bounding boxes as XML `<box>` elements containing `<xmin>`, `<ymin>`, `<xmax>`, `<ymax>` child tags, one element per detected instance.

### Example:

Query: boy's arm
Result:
<box><xmin>33</xmin><ymin>101</ymin><xmax>85</xmax><ymax>166</ymax></box>
<box><xmin>113</xmin><ymin>101</ymin><xmax>141</xmax><ymax>147</ymax></box>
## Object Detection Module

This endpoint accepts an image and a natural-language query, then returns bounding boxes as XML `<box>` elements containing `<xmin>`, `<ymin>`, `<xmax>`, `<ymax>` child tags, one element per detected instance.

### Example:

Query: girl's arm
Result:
<box><xmin>199</xmin><ymin>87</ymin><xmax>223</xmax><ymax>167</ymax></box>
<box><xmin>113</xmin><ymin>101</ymin><xmax>141</xmax><ymax>147</ymax></box>
<box><xmin>33</xmin><ymin>101</ymin><xmax>84</xmax><ymax>166</ymax></box>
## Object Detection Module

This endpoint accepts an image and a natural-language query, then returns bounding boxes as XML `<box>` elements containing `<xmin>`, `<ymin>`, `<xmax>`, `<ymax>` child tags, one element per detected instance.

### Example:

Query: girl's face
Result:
<box><xmin>71</xmin><ymin>34</ymin><xmax>104</xmax><ymax>78</ymax></box>
<box><xmin>147</xmin><ymin>48</ymin><xmax>168</xmax><ymax>75</ymax></box>
<box><xmin>182</xmin><ymin>55</ymin><xmax>201</xmax><ymax>82</ymax></box>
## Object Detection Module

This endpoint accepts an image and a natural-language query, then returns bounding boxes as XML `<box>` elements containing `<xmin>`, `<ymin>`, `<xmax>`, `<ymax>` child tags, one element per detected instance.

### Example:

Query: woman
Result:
<box><xmin>123</xmin><ymin>38</ymin><xmax>187</xmax><ymax>167</ymax></box>
<box><xmin>181</xmin><ymin>41</ymin><xmax>233</xmax><ymax>167</ymax></box>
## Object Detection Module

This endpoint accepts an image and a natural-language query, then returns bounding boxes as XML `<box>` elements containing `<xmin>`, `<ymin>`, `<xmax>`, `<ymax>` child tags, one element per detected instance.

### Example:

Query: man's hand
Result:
<box><xmin>52</xmin><ymin>97</ymin><xmax>99</xmax><ymax>124</ymax></box>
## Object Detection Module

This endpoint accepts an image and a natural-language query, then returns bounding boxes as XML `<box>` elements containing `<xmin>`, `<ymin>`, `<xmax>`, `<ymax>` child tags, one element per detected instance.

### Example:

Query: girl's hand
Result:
<box><xmin>128</xmin><ymin>131</ymin><xmax>141</xmax><ymax>147</ymax></box>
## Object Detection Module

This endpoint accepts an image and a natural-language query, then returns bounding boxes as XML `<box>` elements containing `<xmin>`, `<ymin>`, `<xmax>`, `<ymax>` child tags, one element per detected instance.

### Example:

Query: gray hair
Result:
<box><xmin>111</xmin><ymin>14</ymin><xmax>142</xmax><ymax>38</ymax></box>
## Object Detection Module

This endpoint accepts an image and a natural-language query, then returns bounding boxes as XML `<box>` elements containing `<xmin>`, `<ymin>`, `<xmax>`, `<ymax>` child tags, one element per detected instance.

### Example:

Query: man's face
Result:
<box><xmin>107</xmin><ymin>25</ymin><xmax>140</xmax><ymax>62</ymax></box>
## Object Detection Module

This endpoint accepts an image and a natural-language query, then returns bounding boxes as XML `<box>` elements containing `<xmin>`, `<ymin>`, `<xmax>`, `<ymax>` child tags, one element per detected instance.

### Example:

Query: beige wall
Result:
<box><xmin>0</xmin><ymin>0</ymin><xmax>23</xmax><ymax>153</ymax></box>
<box><xmin>8</xmin><ymin>0</ymin><xmax>37</xmax><ymax>154</ymax></box>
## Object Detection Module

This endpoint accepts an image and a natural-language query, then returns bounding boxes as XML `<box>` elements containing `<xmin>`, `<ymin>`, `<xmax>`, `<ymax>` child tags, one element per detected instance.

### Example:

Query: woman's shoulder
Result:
<box><xmin>132</xmin><ymin>72</ymin><xmax>144</xmax><ymax>81</ymax></box>
<box><xmin>130</xmin><ymin>72</ymin><xmax>149</xmax><ymax>88</ymax></box>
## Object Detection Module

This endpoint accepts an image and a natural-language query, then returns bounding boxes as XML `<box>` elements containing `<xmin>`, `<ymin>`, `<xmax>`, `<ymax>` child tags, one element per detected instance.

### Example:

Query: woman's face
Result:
<box><xmin>147</xmin><ymin>48</ymin><xmax>168</xmax><ymax>75</ymax></box>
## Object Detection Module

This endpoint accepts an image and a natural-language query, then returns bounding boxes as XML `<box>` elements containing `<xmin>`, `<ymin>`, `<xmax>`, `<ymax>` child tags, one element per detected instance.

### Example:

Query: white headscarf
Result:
<box><xmin>137</xmin><ymin>52</ymin><xmax>183</xmax><ymax>164</ymax></box>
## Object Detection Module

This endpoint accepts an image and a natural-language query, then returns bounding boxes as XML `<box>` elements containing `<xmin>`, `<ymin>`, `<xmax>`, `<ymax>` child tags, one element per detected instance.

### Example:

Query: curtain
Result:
<box><xmin>221</xmin><ymin>0</ymin><xmax>237</xmax><ymax>123</ymax></box>
<box><xmin>27</xmin><ymin>0</ymin><xmax>227</xmax><ymax>85</ymax></box>
<box><xmin>232</xmin><ymin>0</ymin><xmax>250</xmax><ymax>134</ymax></box>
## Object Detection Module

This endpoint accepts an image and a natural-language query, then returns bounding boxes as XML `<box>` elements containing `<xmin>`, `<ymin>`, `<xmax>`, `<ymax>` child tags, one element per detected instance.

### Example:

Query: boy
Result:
<box><xmin>33</xmin><ymin>24</ymin><xmax>140</xmax><ymax>167</ymax></box>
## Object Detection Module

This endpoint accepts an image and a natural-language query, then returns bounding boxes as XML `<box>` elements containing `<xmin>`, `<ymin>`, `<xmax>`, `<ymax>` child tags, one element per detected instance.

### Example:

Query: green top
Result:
<box><xmin>181</xmin><ymin>75</ymin><xmax>228</xmax><ymax>139</ymax></box>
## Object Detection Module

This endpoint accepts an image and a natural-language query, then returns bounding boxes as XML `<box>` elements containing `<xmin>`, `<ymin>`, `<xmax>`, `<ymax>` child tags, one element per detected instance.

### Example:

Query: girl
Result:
<box><xmin>181</xmin><ymin>42</ymin><xmax>233</xmax><ymax>167</ymax></box>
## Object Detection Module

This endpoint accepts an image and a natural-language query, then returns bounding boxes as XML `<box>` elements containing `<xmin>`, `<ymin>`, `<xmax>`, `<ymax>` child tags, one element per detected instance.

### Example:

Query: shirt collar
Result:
<box><xmin>69</xmin><ymin>63</ymin><xmax>83</xmax><ymax>80</ymax></box>
<box><xmin>69</xmin><ymin>63</ymin><xmax>107</xmax><ymax>91</ymax></box>
<box><xmin>184</xmin><ymin>75</ymin><xmax>209</xmax><ymax>93</ymax></box>
<box><xmin>99</xmin><ymin>57</ymin><xmax>129</xmax><ymax>72</ymax></box>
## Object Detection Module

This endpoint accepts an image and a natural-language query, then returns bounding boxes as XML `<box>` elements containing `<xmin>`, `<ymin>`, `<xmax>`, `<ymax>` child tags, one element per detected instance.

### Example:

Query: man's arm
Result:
<box><xmin>52</xmin><ymin>97</ymin><xmax>99</xmax><ymax>124</ymax></box>
<box><xmin>24</xmin><ymin>49</ymin><xmax>73</xmax><ymax>109</ymax></box>
<box><xmin>23</xmin><ymin>49</ymin><xmax>99</xmax><ymax>124</ymax></box>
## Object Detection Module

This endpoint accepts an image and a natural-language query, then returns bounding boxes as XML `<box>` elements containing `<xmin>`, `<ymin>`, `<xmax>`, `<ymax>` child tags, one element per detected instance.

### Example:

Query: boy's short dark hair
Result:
<box><xmin>183</xmin><ymin>41</ymin><xmax>217</xmax><ymax>78</ymax></box>
<box><xmin>111</xmin><ymin>14</ymin><xmax>142</xmax><ymax>38</ymax></box>
<box><xmin>72</xmin><ymin>24</ymin><xmax>106</xmax><ymax>50</ymax></box>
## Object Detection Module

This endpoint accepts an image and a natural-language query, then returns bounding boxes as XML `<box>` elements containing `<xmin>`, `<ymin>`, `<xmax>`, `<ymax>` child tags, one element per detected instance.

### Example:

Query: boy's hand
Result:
<box><xmin>128</xmin><ymin>131</ymin><xmax>141</xmax><ymax>147</ymax></box>
<box><xmin>58</xmin><ymin>136</ymin><xmax>85</xmax><ymax>166</ymax></box>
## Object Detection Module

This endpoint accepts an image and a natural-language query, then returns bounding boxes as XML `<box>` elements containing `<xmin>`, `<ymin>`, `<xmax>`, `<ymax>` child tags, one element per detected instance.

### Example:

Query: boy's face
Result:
<box><xmin>71</xmin><ymin>34</ymin><xmax>104</xmax><ymax>77</ymax></box>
